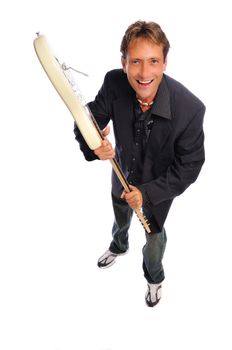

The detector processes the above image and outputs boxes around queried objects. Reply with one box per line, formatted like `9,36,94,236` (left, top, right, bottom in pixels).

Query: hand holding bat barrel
94,126,116,160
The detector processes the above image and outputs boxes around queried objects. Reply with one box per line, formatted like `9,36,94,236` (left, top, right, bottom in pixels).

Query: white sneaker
97,249,128,269
145,283,162,307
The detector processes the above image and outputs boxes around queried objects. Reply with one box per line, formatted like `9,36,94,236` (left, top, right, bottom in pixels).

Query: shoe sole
97,250,129,269
145,297,161,307
98,259,116,269
145,284,162,307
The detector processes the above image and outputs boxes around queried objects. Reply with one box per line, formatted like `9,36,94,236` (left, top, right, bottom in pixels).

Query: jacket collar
150,75,172,120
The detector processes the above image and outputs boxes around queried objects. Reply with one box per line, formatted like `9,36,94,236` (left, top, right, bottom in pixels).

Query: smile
137,79,153,86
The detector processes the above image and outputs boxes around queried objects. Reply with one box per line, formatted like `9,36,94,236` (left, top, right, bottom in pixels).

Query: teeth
138,80,152,84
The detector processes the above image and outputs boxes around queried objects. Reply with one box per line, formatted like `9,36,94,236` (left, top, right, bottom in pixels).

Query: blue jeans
109,193,167,284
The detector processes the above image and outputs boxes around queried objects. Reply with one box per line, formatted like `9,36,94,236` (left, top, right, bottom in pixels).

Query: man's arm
138,105,205,206
73,74,111,161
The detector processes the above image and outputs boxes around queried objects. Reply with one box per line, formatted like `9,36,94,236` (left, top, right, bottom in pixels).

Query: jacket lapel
147,116,173,152
143,75,173,178
145,75,173,154
112,96,134,165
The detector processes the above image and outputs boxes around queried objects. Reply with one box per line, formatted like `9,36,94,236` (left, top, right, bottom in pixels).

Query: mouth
136,79,154,86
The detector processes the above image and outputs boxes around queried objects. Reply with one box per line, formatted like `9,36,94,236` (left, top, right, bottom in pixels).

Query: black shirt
127,100,155,186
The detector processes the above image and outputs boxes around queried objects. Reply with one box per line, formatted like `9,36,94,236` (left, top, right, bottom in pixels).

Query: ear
121,56,127,73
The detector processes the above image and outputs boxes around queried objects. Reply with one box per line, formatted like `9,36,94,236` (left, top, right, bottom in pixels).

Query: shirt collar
150,75,171,120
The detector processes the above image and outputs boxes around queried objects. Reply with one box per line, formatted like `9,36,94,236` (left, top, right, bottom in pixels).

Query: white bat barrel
33,35,102,150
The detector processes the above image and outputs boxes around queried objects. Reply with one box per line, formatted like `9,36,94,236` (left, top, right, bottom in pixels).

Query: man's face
121,37,167,102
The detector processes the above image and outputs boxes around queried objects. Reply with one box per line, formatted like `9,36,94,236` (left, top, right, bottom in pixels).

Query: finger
126,193,142,208
125,191,137,200
102,144,115,154
102,125,110,137
102,139,109,147
104,150,115,158
102,149,116,159
130,201,141,209
129,185,136,191
120,191,126,199
94,139,108,151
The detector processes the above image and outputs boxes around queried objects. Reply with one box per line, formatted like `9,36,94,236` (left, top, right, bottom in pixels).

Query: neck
137,95,156,112
137,98,154,107
136,92,157,106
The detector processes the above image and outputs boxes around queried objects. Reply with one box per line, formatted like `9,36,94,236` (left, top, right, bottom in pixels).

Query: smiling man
121,36,167,108
74,21,205,307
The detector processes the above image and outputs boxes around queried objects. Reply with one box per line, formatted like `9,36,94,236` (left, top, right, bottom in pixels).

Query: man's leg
97,193,133,268
142,228,167,306
142,227,167,284
109,192,133,254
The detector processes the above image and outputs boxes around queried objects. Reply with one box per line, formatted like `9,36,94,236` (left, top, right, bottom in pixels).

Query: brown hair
120,20,170,60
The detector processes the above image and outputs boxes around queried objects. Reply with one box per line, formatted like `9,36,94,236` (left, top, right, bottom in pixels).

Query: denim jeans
109,193,167,284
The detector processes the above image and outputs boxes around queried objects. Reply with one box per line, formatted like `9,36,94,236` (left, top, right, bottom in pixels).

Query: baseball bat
34,34,151,233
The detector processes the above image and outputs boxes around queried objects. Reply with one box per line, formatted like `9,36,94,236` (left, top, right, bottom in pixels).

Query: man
74,21,205,307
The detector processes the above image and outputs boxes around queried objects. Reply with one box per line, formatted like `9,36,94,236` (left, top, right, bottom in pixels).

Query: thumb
120,190,126,199
102,125,110,138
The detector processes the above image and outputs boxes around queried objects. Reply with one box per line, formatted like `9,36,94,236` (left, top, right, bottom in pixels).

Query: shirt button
132,157,136,161
135,142,139,146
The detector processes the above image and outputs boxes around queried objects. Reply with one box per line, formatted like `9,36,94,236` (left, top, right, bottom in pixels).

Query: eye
131,59,140,65
151,59,159,64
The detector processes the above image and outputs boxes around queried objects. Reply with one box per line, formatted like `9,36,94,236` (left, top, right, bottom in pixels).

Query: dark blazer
74,69,205,232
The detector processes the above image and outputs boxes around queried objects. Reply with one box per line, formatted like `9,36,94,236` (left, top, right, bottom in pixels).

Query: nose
139,62,150,79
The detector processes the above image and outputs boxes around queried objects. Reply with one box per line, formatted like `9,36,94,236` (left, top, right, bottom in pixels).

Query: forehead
127,37,164,59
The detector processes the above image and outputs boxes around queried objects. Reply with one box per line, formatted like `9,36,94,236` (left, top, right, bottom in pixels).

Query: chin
137,92,152,100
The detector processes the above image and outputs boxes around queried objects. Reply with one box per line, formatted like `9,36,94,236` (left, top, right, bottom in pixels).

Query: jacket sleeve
139,105,205,206
73,74,111,161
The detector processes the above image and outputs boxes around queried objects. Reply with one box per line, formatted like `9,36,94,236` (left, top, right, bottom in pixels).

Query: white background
0,0,232,349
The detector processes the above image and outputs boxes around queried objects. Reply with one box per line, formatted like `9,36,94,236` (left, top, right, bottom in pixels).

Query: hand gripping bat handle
110,159,151,233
